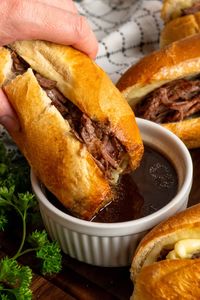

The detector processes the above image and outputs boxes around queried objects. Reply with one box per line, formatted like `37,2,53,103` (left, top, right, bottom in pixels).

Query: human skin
0,0,98,132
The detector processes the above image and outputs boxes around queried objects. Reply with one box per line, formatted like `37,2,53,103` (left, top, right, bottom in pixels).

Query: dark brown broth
45,145,178,222
91,145,178,222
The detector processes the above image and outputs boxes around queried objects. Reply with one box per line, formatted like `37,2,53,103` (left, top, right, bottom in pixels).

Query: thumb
0,89,20,132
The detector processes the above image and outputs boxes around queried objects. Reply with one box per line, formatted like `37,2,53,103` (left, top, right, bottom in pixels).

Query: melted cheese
167,239,200,259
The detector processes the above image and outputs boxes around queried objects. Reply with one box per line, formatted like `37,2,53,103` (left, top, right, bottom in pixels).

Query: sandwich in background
132,259,200,299
117,34,200,149
160,0,200,47
130,203,200,299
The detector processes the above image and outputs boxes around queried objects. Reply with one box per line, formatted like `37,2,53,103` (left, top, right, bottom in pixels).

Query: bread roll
160,12,200,47
130,203,200,299
0,47,13,85
160,0,200,47
131,204,200,281
132,259,200,300
1,41,143,220
116,34,200,149
161,0,199,23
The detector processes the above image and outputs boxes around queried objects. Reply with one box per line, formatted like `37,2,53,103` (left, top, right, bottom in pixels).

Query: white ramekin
31,118,193,267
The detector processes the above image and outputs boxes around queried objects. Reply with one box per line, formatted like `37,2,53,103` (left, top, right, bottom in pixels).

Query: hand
0,0,98,133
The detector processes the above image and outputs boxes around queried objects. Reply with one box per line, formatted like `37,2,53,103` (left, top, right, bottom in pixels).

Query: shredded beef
11,51,126,178
135,79,200,123
181,1,200,16
37,75,125,178
156,248,172,261
191,251,200,259
35,73,57,89
11,51,29,75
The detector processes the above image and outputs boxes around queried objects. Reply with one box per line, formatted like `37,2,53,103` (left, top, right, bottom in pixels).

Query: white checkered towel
76,0,163,83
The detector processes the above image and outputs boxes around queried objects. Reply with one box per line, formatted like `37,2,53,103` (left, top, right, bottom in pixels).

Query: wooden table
0,148,200,300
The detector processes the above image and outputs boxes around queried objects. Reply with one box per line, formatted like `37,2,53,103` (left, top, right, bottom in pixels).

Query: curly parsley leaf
15,193,37,214
0,293,10,300
27,230,48,248
0,257,32,300
0,163,8,176
0,141,30,193
36,241,62,275
27,230,62,275
0,140,63,299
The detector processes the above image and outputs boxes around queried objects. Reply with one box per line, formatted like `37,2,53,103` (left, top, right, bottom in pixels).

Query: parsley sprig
0,141,62,299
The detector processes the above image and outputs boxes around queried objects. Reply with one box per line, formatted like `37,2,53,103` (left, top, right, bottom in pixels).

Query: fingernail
0,115,20,132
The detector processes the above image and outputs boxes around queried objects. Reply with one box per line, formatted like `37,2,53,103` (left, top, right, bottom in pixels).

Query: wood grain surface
0,148,199,300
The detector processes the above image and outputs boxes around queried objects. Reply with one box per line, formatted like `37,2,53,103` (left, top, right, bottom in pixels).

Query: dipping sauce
46,145,178,223
91,145,178,222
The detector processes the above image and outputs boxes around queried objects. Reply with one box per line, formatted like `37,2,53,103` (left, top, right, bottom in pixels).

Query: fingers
0,89,20,132
38,0,78,13
9,1,98,59
72,21,99,59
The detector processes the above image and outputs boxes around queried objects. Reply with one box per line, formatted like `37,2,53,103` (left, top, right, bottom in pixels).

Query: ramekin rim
30,118,193,231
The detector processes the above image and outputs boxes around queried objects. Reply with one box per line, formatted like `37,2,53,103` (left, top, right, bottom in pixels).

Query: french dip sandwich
1,41,143,220
160,0,200,47
132,259,200,299
117,34,200,149
130,204,200,299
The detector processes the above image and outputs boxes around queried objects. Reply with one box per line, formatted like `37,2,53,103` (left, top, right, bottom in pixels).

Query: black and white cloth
76,0,163,82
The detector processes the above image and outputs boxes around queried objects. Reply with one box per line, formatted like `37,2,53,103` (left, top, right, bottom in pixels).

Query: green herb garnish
0,141,62,299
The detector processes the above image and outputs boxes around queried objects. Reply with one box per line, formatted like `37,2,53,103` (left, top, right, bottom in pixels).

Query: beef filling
11,51,29,75
11,51,126,179
191,251,200,259
181,1,200,16
157,248,172,261
135,78,200,123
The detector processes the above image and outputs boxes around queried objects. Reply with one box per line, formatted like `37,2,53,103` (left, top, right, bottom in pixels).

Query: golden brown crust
131,204,200,281
116,34,200,149
11,40,143,171
2,40,144,219
132,259,200,300
4,69,112,220
161,0,198,23
160,12,200,48
117,34,200,96
163,118,200,148
0,47,12,86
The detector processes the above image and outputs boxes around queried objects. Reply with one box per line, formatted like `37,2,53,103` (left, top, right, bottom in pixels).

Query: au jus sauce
46,145,178,223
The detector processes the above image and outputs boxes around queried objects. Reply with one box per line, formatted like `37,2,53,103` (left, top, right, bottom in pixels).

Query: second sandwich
130,203,200,299
117,34,200,149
